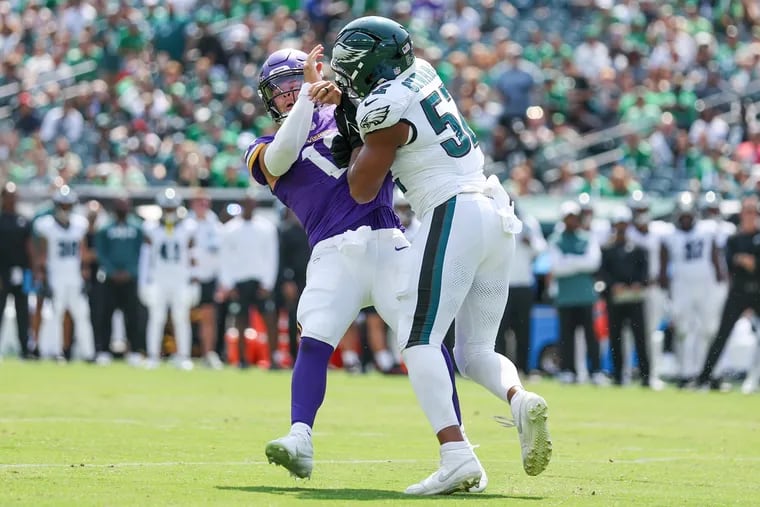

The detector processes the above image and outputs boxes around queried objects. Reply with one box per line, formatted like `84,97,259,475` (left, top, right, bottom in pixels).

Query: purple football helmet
258,49,308,123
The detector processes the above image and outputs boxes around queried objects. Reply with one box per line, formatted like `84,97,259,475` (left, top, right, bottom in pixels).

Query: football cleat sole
523,398,552,476
265,441,312,479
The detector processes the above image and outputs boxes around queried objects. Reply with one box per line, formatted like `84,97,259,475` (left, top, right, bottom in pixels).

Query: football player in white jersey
626,191,673,389
659,192,724,386
697,191,736,337
330,16,551,494
138,188,198,370
33,186,95,361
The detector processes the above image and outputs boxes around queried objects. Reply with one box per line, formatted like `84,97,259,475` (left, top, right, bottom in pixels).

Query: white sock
375,349,394,371
456,349,522,403
402,344,460,434
342,349,359,366
290,422,312,438
440,441,469,453
510,388,527,419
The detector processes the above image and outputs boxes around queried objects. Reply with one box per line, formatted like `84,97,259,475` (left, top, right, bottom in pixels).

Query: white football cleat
460,427,487,493
741,379,758,395
404,446,482,496
95,352,112,366
143,358,160,370
265,432,314,479
510,391,553,476
173,357,194,371
204,351,223,370
126,352,145,368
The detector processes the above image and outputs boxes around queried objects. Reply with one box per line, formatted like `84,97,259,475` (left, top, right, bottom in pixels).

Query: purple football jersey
245,105,400,247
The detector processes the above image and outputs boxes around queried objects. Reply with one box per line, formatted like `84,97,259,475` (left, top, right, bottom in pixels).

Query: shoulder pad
357,84,410,137
244,136,274,186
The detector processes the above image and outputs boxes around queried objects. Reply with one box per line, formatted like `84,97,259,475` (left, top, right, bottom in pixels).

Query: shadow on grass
216,485,544,501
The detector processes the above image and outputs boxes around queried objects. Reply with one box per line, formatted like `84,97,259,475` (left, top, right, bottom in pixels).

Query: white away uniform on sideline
661,224,718,379
355,58,523,359
140,218,196,363
697,217,736,335
34,214,94,359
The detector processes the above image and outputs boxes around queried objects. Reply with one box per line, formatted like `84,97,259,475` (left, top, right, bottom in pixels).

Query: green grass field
1,360,759,506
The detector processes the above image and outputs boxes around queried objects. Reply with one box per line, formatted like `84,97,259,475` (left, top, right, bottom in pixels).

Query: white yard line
2,456,760,470
0,459,423,469
0,417,164,426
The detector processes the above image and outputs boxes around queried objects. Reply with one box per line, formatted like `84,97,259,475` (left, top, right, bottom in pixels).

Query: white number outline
302,132,347,179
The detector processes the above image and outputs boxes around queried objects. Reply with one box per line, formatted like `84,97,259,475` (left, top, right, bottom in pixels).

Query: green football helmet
330,16,414,98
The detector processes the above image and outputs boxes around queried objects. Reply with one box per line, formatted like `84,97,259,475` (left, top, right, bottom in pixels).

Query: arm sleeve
549,243,579,277
573,238,602,273
262,83,315,177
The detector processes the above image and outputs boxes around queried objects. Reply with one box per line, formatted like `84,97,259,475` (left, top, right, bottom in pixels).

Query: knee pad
453,343,494,380
453,344,470,379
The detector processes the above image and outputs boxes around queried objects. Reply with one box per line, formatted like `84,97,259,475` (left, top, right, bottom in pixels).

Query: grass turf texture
1,361,759,506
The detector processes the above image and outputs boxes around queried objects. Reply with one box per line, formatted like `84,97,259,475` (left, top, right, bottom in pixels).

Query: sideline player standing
33,186,95,361
138,188,197,370
248,45,474,485
332,16,552,494
659,192,724,386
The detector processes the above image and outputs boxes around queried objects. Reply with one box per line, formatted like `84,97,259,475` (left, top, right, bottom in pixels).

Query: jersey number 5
420,87,478,158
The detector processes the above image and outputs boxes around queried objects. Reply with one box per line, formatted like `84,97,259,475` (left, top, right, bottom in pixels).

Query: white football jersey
187,211,221,282
696,218,736,249
142,219,195,283
356,58,486,217
627,220,675,280
662,225,715,282
34,214,88,284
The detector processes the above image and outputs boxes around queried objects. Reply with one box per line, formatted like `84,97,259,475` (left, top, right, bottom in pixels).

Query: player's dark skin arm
35,236,47,283
347,123,409,204
80,239,90,280
710,240,725,282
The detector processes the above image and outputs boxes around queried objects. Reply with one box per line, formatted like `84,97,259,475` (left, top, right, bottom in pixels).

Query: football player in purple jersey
244,46,479,487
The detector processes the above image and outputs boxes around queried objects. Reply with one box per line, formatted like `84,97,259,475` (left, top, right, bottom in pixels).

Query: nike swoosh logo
437,460,474,482
394,246,409,251
364,98,379,106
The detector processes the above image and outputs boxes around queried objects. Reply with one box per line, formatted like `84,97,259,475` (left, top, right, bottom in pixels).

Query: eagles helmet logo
332,43,369,65
360,105,391,130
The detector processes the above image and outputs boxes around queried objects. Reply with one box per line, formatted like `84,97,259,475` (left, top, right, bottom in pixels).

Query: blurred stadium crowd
0,0,760,195
2,1,760,390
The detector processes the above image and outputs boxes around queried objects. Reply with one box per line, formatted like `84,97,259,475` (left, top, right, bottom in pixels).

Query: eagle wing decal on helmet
332,43,369,65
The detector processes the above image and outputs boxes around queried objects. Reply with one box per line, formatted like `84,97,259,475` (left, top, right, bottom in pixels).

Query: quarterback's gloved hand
333,93,363,152
330,133,353,169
